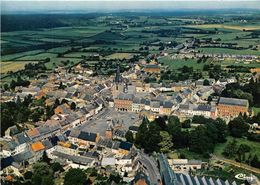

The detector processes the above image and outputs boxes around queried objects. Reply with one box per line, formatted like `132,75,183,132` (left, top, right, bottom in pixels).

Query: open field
104,52,135,60
159,57,207,70
187,24,260,31
1,61,37,73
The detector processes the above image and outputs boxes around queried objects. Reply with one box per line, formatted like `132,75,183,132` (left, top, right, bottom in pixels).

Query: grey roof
218,97,248,107
13,150,34,162
117,93,134,101
78,131,97,142
42,140,53,150
52,151,94,165
163,101,173,108
14,132,31,145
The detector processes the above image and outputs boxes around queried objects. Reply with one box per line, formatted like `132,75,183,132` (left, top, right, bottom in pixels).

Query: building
168,159,203,172
114,93,134,111
217,97,249,118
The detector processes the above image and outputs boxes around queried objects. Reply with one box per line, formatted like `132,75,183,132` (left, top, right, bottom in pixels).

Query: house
54,104,71,115
69,130,99,148
101,157,116,167
31,141,45,152
118,141,133,155
168,159,204,172
217,97,249,118
160,101,173,115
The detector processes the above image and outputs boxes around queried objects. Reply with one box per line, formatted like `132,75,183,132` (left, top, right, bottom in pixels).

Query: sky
1,0,260,13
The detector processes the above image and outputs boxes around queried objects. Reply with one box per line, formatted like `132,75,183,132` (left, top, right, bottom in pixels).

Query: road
137,151,161,185
212,155,260,175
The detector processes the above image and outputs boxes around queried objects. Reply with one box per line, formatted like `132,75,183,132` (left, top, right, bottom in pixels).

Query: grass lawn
214,136,260,158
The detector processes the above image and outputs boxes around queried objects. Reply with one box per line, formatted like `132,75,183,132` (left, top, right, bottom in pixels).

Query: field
16,53,57,61
159,57,207,70
105,52,135,60
187,24,260,31
1,61,37,73
1,13,260,82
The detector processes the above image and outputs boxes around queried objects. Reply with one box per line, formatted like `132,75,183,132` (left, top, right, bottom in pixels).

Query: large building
217,97,249,118
114,93,134,111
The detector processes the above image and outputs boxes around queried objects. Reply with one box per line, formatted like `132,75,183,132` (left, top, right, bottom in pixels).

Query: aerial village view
0,0,260,185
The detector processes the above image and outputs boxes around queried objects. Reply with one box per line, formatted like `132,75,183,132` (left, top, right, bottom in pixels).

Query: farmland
1,61,37,73
1,12,260,81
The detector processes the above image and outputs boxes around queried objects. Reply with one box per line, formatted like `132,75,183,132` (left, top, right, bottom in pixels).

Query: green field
1,50,45,61
16,53,57,61
159,57,207,70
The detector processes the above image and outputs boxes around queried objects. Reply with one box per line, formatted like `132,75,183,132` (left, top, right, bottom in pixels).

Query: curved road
137,151,161,185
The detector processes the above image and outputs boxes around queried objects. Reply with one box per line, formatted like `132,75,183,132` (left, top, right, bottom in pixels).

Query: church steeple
114,63,122,83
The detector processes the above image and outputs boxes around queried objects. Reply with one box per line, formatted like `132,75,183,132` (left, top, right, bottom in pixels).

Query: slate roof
117,93,134,101
218,97,248,107
1,156,14,169
119,141,133,151
14,132,31,145
78,131,97,142
52,151,94,165
13,151,34,163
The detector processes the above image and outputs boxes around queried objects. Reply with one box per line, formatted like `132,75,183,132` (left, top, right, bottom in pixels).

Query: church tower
112,64,125,98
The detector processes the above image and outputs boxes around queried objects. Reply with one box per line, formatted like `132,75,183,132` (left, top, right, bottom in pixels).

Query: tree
145,121,161,153
24,171,33,180
190,126,214,157
41,151,51,165
31,162,54,185
125,131,134,143
228,116,249,138
167,116,183,148
51,162,64,173
203,79,210,86
70,102,76,110
64,168,87,185
159,131,173,153
214,118,228,143
223,139,238,158
251,154,260,168
182,119,191,128
10,79,16,90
